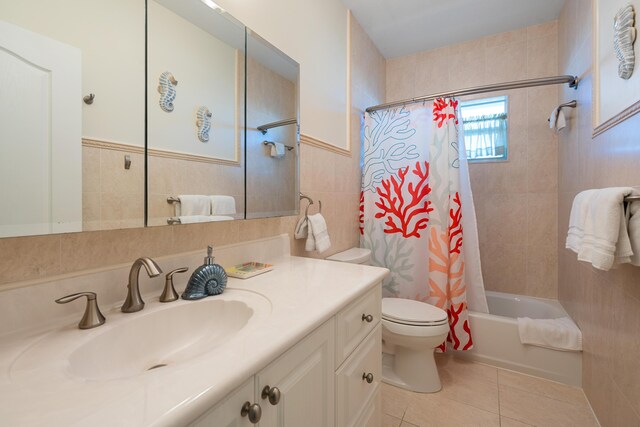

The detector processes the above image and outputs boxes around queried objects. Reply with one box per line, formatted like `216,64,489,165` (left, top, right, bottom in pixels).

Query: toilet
327,248,449,393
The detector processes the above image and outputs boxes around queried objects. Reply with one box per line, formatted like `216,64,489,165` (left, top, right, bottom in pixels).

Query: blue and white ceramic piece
196,106,212,143
182,246,228,300
157,71,178,112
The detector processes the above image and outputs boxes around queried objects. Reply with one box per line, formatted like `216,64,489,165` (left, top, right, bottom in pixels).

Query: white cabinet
189,284,381,427
257,319,335,426
190,379,255,427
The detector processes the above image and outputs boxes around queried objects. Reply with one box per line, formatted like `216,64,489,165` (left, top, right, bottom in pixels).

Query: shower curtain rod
365,74,578,113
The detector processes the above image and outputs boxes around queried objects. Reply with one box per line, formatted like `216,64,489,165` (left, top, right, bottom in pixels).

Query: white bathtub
453,291,582,386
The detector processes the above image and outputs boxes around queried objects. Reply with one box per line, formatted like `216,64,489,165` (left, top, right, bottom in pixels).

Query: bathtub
453,291,582,386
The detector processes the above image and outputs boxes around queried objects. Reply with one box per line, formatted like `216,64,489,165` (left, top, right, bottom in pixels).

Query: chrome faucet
121,257,163,313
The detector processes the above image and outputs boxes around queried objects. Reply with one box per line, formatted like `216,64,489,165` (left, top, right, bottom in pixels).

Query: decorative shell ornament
157,71,178,112
196,106,212,143
614,4,636,80
181,246,228,300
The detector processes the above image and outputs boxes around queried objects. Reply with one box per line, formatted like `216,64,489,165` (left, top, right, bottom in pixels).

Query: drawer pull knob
240,402,262,423
362,313,373,323
261,385,282,405
362,372,374,383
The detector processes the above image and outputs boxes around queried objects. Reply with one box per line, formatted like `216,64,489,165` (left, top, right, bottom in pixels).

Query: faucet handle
55,292,106,329
160,267,189,303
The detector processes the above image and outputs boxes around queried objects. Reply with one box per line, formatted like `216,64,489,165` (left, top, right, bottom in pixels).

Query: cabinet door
335,325,382,427
189,378,255,427
256,319,335,427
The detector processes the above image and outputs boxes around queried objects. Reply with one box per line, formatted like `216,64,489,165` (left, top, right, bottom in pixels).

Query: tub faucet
121,257,163,313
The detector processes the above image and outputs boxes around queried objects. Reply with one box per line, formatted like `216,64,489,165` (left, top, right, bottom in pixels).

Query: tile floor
382,353,599,427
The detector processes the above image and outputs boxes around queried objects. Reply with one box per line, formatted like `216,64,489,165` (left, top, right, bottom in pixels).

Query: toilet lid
382,298,448,326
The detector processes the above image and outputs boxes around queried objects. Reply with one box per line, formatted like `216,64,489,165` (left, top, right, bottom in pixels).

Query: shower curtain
360,99,488,351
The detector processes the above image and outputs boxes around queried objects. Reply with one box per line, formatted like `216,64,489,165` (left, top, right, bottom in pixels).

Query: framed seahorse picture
593,0,640,136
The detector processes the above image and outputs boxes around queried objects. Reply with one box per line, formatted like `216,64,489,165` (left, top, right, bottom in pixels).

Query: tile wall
385,23,560,298
558,0,640,425
0,14,385,288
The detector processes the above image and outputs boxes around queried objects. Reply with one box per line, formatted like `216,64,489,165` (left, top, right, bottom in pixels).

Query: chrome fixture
257,118,298,134
241,401,262,423
362,372,374,383
121,257,163,313
124,155,131,170
55,292,105,329
625,195,640,202
160,267,189,303
261,385,282,405
366,75,579,113
262,140,294,151
83,93,95,105
547,100,577,122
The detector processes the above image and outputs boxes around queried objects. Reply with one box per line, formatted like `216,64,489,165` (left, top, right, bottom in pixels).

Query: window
460,96,508,162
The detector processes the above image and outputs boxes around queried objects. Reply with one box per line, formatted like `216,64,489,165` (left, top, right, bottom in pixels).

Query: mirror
146,0,246,226
146,0,300,225
245,30,300,219
0,0,146,237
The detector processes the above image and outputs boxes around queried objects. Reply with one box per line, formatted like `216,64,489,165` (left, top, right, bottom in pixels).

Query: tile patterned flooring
382,354,599,427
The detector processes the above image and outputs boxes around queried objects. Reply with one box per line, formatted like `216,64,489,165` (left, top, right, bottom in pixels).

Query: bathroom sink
10,290,271,382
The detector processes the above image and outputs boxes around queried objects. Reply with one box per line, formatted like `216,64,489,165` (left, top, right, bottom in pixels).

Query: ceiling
342,0,565,58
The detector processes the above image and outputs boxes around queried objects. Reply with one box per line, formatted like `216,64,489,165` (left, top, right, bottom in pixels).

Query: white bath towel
627,201,640,266
178,215,215,224
548,108,567,132
517,317,582,351
270,142,286,158
177,195,210,216
210,195,236,215
294,216,308,240
565,187,637,270
307,213,331,253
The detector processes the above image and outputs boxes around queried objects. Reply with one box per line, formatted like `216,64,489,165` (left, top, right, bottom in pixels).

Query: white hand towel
517,317,582,351
178,215,215,224
549,108,558,130
566,187,637,270
628,201,640,266
294,216,308,239
210,195,236,215
555,109,566,131
270,142,286,158
178,195,210,216
307,213,331,254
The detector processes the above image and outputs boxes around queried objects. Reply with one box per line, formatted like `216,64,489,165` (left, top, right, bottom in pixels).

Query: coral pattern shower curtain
360,99,480,351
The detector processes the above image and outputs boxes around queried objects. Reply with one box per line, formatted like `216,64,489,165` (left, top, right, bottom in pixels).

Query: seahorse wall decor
196,106,212,143
157,71,178,112
614,4,636,80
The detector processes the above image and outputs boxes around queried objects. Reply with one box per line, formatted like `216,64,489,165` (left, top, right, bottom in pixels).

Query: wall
385,22,560,298
0,14,384,288
558,0,640,425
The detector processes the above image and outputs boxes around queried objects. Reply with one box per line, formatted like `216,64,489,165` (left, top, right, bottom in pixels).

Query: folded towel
566,187,637,270
549,108,567,132
270,142,286,158
177,195,210,216
210,195,236,215
294,216,308,239
307,213,331,254
628,201,640,266
517,317,582,351
178,215,215,224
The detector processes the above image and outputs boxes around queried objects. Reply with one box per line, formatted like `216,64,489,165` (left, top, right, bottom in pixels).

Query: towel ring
305,200,322,217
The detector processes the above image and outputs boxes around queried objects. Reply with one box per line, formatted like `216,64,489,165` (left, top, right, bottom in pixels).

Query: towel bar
624,195,640,202
263,141,294,151
167,197,180,203
167,217,181,224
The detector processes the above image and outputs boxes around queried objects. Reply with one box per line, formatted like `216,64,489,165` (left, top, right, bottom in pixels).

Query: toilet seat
382,298,448,326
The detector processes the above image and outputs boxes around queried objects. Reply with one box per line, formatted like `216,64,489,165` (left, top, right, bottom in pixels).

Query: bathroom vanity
0,235,388,426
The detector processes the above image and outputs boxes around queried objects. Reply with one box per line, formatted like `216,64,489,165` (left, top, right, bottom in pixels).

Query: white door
256,320,335,427
0,19,81,237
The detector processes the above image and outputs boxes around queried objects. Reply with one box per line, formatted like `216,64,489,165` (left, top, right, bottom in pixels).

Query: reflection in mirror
0,0,145,237
245,29,300,219
147,0,245,226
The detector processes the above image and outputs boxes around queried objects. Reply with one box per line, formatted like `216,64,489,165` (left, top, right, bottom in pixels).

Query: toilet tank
326,247,371,265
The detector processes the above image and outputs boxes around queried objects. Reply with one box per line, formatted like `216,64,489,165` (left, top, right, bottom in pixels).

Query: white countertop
0,252,388,426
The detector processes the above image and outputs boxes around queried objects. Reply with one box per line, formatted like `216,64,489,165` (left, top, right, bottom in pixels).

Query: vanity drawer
335,285,381,366
335,325,382,427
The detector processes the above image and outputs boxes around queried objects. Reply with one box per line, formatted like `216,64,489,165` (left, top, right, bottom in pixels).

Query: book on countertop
226,262,274,279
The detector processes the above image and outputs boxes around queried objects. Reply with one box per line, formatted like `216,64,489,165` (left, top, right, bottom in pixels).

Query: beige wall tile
0,235,61,286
